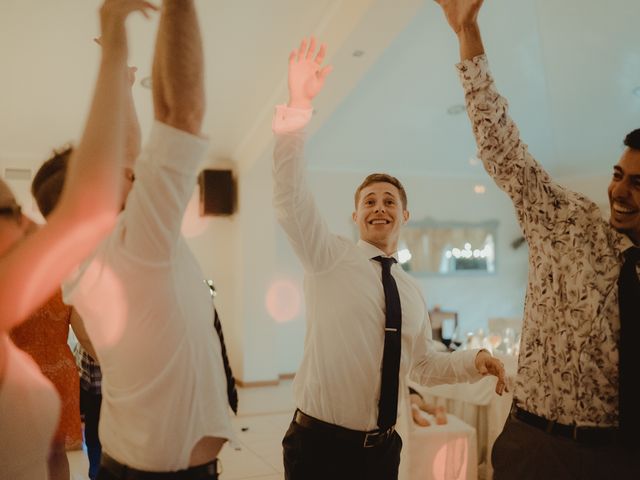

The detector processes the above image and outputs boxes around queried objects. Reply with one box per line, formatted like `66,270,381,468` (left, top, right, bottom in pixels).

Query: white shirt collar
356,239,399,262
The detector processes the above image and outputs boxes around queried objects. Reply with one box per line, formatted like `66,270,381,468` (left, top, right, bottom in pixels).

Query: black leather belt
100,453,219,480
294,409,395,448
513,406,620,446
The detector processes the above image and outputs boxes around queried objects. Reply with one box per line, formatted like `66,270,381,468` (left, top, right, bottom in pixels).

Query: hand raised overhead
99,0,158,52
287,37,333,109
434,0,484,34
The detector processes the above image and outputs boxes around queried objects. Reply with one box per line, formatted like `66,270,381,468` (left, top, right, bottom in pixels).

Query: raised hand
99,0,158,53
434,0,484,34
287,37,333,109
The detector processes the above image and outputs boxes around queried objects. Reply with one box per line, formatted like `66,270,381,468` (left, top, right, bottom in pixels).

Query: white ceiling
1,0,639,181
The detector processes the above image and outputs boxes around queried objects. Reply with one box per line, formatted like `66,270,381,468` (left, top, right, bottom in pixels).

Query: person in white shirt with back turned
32,1,237,478
0,1,155,478
272,37,508,480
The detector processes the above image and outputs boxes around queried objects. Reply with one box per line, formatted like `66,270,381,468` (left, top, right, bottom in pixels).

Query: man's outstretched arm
272,37,341,273
434,0,573,239
120,0,208,260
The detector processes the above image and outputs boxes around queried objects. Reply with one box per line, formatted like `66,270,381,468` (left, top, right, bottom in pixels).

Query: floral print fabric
456,54,634,426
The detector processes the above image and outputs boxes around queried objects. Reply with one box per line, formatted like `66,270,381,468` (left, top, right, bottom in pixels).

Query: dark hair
624,129,640,150
31,146,72,217
354,173,408,210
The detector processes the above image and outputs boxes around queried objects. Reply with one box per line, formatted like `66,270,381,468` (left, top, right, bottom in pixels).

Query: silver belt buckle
363,431,378,448
363,427,393,448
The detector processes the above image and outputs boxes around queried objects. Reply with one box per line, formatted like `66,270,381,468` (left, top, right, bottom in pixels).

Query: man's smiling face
352,181,409,254
608,147,640,244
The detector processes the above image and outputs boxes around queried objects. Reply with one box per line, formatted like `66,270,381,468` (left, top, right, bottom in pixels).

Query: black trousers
80,387,102,480
492,415,640,480
282,417,402,480
96,454,219,480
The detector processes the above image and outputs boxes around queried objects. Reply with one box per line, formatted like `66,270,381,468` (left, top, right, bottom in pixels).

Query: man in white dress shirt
32,1,236,478
272,37,507,480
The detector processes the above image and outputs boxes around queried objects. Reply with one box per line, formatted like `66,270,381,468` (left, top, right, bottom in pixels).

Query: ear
352,211,357,223
403,210,410,224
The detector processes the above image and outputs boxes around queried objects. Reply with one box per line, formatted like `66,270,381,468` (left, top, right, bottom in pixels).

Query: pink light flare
265,278,301,324
432,436,469,480
72,260,128,349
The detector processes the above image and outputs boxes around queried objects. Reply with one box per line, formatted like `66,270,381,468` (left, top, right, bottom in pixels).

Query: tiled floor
69,380,295,480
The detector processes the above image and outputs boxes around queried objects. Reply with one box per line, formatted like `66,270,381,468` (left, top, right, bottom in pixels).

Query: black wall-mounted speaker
198,169,235,216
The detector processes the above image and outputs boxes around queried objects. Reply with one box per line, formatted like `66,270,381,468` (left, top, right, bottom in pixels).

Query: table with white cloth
409,353,517,480
408,413,478,480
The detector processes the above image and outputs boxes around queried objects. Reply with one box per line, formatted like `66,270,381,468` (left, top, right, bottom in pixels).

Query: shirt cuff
455,54,490,91
272,105,313,134
464,348,484,380
142,121,209,173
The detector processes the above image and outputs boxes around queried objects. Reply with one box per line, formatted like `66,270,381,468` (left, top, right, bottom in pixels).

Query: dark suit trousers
492,414,640,480
282,417,402,480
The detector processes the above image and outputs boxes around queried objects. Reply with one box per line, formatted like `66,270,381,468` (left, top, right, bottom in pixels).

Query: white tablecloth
411,354,517,480
408,413,477,480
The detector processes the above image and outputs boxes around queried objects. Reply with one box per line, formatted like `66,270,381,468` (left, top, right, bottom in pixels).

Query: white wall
187,150,306,383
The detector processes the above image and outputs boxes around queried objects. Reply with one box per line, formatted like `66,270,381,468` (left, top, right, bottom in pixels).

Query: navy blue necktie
372,256,402,431
618,247,640,440
206,282,238,415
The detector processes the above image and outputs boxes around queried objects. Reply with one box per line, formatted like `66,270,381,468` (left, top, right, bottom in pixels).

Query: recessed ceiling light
633,86,640,98
447,104,466,115
352,50,365,58
140,76,152,89
474,184,486,194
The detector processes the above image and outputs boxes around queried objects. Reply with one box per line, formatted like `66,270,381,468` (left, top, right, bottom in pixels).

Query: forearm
62,27,128,221
153,0,204,135
272,105,313,217
456,23,485,61
410,348,483,387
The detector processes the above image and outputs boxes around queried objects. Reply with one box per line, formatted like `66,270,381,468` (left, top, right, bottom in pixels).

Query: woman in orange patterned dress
11,287,83,480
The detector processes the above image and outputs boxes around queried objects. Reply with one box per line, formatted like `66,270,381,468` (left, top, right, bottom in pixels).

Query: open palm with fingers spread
287,37,333,109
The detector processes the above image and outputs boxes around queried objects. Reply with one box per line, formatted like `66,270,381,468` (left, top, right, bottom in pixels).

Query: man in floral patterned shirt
435,1,640,478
